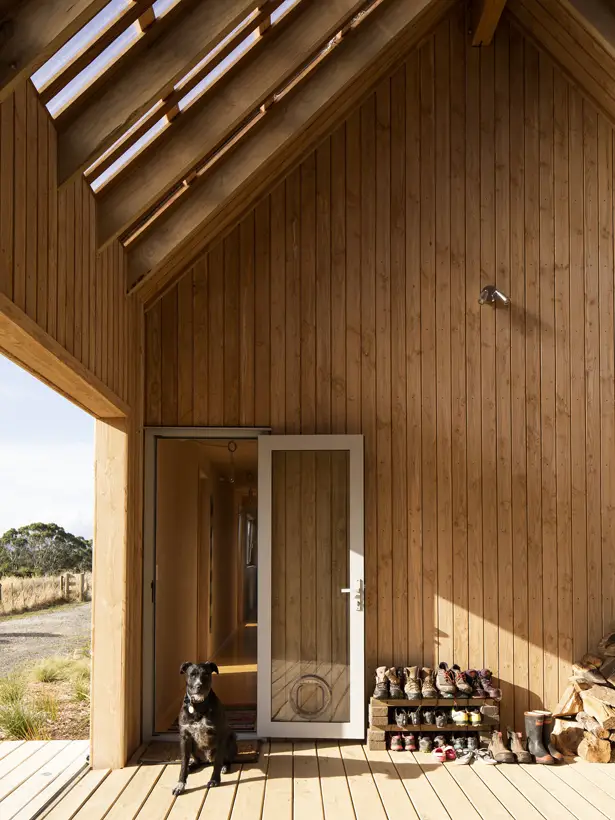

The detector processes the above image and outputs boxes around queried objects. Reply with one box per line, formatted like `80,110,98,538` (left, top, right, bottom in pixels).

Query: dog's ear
180,662,192,675
206,662,220,675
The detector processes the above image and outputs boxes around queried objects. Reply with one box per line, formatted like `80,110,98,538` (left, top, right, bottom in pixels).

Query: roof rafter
128,0,455,302
56,0,261,185
472,0,508,45
96,0,368,249
0,0,108,102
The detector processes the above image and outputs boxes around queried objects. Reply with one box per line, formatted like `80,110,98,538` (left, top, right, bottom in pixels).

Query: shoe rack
367,697,500,751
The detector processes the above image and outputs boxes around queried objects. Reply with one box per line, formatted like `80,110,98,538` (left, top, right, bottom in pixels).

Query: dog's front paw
206,778,220,788
172,781,186,796
221,764,231,774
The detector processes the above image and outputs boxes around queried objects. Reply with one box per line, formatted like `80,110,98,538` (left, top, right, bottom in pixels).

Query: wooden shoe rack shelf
367,697,500,750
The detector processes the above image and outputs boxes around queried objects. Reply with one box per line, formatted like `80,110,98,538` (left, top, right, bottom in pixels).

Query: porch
4,740,615,820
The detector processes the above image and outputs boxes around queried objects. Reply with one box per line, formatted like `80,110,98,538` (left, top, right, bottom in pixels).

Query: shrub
0,701,49,740
0,675,26,706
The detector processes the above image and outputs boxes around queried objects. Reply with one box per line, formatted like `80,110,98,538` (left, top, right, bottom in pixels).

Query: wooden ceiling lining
96,0,367,250
55,0,261,185
126,0,455,299
87,1,289,191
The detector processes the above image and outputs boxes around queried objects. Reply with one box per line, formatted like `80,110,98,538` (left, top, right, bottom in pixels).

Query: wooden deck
0,739,89,820
1,740,611,820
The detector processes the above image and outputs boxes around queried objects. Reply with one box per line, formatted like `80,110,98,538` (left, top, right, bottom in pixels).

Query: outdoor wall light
478,285,510,306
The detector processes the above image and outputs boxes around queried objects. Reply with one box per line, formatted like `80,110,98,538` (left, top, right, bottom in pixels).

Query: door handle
341,580,363,611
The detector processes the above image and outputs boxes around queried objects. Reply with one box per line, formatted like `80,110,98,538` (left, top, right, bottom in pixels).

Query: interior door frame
257,434,365,739
142,427,269,743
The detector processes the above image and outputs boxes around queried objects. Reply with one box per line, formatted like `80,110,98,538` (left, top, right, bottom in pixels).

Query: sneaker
466,735,479,751
452,735,466,752
373,666,389,699
390,734,404,752
395,708,409,728
488,731,515,764
474,748,498,765
466,669,487,698
410,708,421,726
444,745,457,761
421,667,438,698
386,667,404,699
435,710,447,728
436,662,457,696
403,666,421,699
469,709,482,725
452,707,469,725
455,750,474,765
404,733,417,752
418,735,433,753
433,734,447,748
422,709,436,725
481,704,500,719
432,746,446,763
452,665,473,695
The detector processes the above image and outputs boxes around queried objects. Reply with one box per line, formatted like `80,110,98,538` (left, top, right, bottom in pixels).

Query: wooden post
79,572,85,601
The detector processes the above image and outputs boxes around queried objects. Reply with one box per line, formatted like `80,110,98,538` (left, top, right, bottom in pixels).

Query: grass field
0,573,91,616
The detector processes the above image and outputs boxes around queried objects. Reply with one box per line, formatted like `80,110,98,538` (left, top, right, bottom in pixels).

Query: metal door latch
341,579,364,611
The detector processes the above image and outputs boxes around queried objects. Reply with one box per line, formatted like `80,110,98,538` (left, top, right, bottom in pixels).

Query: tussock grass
0,700,50,740
34,691,59,721
0,674,27,706
30,655,91,684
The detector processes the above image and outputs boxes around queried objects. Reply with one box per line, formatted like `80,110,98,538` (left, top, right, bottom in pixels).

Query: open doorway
149,433,259,737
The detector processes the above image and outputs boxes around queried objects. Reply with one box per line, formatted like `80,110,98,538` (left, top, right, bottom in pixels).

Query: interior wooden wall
145,6,615,731
0,80,129,404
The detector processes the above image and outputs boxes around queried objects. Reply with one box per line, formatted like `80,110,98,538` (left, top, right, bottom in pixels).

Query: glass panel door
257,435,364,739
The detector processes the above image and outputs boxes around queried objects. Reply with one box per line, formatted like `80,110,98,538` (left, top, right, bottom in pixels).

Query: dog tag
188,705,195,714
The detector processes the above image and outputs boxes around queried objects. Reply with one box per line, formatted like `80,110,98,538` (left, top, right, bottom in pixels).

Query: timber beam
95,0,367,249
127,0,455,302
56,0,260,185
0,0,108,102
472,0,508,45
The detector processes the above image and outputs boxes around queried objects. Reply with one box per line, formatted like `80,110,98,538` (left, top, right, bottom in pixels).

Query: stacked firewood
553,632,615,762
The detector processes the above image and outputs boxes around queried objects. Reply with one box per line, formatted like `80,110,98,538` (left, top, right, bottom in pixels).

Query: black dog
172,661,237,796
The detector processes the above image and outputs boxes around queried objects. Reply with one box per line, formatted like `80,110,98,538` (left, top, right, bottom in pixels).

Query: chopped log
583,685,615,707
571,663,608,687
582,653,605,669
577,733,612,763
575,711,610,738
580,691,615,730
551,717,583,757
555,683,583,717
600,657,615,687
598,631,615,657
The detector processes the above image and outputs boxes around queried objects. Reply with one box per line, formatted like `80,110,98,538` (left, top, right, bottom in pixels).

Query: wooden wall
145,7,615,731
0,80,130,404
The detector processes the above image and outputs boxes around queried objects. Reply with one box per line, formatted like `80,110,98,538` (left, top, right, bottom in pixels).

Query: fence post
79,573,85,602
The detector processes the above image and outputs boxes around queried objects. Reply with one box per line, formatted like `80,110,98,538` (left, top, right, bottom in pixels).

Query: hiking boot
452,665,473,695
404,666,421,699
435,710,447,728
409,708,421,726
386,667,404,699
395,708,409,728
436,662,457,696
524,712,555,764
421,668,438,698
390,734,404,752
418,735,433,753
532,711,563,761
478,669,501,700
488,731,515,764
373,666,389,699
466,669,487,698
404,733,417,752
507,728,532,763
422,709,436,725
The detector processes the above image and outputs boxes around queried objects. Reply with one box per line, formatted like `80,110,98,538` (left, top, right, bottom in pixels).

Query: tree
0,523,92,577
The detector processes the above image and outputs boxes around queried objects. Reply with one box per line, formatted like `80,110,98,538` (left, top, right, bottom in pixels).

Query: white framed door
257,435,364,739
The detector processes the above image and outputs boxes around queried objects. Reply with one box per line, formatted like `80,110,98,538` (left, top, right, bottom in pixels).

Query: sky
0,356,95,540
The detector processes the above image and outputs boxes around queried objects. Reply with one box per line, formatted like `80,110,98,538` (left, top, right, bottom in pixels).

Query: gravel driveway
0,602,92,675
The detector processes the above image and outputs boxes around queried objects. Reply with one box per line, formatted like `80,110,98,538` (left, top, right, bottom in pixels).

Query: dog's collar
184,693,207,714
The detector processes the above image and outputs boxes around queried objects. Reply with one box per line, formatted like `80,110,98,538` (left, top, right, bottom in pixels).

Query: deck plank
229,740,269,820
445,763,513,819
164,762,212,820
560,759,615,807
497,762,578,820
134,763,180,820
43,768,110,820
339,743,387,820
4,740,88,820
0,740,47,780
316,742,356,820
293,742,324,820
104,763,165,819
262,741,292,820
0,740,69,802
411,752,481,820
470,764,544,820
363,747,420,820
71,766,139,820
520,762,609,820
387,749,451,820
0,742,25,763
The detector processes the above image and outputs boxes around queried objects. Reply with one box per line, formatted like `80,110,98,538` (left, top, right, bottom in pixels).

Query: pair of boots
488,730,532,764
525,711,563,764
373,666,405,699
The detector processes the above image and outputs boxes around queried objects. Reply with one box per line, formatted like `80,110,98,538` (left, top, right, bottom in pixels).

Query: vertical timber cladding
0,79,130,404
144,7,615,731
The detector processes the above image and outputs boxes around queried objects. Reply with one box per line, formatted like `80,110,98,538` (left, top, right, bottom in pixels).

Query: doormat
139,739,260,764
167,708,256,734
